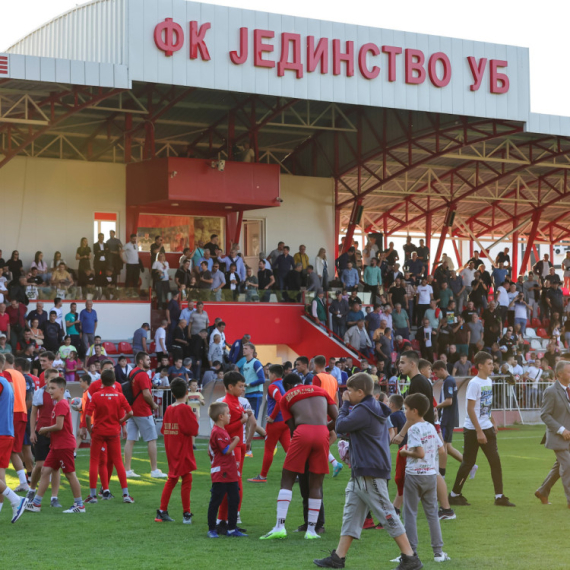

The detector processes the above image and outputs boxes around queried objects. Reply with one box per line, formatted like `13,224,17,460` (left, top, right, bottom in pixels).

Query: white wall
252,174,335,264
0,156,126,271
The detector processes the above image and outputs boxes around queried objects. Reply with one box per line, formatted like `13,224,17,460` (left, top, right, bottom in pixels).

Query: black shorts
32,433,51,462
441,424,454,444
24,419,31,446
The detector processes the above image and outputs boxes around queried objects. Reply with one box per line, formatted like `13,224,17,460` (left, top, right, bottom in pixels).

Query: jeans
246,394,262,418
332,319,346,339
514,317,527,336
452,427,503,496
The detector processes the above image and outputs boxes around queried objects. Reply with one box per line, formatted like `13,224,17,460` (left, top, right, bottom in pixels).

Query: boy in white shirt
449,351,515,508
400,393,449,563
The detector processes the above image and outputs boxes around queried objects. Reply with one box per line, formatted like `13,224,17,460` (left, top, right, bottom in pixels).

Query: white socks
17,470,27,485
307,498,322,533
2,486,21,507
276,489,292,530
328,452,339,467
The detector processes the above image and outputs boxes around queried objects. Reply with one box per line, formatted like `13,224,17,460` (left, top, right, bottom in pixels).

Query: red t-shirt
35,389,54,431
131,368,153,417
0,312,9,332
161,404,199,477
50,399,76,450
28,374,39,391
209,425,239,483
86,389,131,437
37,370,48,390
279,385,336,423
221,393,244,441
88,378,123,397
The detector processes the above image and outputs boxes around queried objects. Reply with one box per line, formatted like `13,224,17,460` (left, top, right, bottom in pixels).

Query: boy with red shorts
261,373,338,541
85,369,134,504
248,364,291,483
154,378,199,524
0,371,27,523
26,376,84,514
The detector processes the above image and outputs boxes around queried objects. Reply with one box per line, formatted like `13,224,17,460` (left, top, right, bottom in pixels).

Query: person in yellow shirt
293,245,309,270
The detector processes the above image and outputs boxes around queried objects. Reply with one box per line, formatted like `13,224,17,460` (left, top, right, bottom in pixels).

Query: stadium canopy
2,0,570,274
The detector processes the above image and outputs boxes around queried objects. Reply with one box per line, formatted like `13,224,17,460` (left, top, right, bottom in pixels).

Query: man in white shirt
525,360,542,408
460,262,476,310
415,277,434,327
154,320,168,360
495,282,510,326
123,233,142,295
449,351,515,507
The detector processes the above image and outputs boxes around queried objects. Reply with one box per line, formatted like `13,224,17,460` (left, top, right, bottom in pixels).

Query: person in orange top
154,378,199,523
0,353,30,492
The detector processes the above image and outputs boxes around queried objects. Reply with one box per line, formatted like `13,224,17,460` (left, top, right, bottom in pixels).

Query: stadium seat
150,341,156,354
119,341,133,354
525,327,537,338
543,318,550,328
525,352,531,361
530,340,543,350
411,339,420,351
391,351,398,363
541,339,551,349
103,341,118,354
532,318,542,328
536,328,548,339
537,352,545,359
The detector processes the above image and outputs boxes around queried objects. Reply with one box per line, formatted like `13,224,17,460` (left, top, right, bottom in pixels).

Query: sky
1,0,569,117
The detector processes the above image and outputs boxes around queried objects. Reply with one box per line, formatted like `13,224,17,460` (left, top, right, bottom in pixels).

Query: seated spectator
344,319,373,356
7,250,24,279
51,262,74,295
86,336,107,358
114,355,133,383
86,344,106,368
78,268,97,297
202,360,223,387
0,333,11,354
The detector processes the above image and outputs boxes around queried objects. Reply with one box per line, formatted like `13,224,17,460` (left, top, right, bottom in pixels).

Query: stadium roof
2,0,570,253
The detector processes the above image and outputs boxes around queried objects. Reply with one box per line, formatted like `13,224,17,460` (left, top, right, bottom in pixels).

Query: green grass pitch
3,425,567,569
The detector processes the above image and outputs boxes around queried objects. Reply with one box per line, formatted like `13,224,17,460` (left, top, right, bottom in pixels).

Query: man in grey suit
537,360,570,507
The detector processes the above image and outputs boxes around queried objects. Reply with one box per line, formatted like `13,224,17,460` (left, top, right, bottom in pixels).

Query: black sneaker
438,507,456,520
216,520,228,535
495,495,516,507
313,550,345,568
236,525,248,533
183,512,193,525
154,509,175,522
295,523,308,532
101,491,114,500
395,552,423,570
448,493,470,506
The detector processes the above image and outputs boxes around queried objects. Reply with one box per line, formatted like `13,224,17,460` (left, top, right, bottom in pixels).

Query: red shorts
435,423,442,435
395,447,407,496
44,447,76,474
283,424,330,475
12,420,27,453
0,435,14,469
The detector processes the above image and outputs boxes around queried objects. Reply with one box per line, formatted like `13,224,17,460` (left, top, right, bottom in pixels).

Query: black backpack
122,368,143,406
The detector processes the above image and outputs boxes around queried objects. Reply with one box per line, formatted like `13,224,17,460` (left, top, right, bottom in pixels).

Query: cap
0,333,5,339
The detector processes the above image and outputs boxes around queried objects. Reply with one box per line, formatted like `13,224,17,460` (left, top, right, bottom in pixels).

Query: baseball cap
0,333,5,339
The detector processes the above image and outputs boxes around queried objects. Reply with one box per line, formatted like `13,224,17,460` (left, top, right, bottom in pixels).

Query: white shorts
126,416,158,442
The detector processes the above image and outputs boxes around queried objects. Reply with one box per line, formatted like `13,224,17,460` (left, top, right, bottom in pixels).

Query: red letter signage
189,21,211,60
405,49,426,85
154,18,184,57
467,57,487,92
358,43,381,80
490,59,509,94
254,29,275,68
230,27,249,65
428,52,451,88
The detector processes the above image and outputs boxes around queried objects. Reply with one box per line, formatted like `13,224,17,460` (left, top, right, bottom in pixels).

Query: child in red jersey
207,401,247,538
154,378,199,524
75,374,91,450
85,369,134,504
26,376,84,514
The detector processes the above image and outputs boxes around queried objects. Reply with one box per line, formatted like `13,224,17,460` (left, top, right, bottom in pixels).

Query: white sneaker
434,552,451,562
469,465,479,479
11,498,26,523
150,469,167,478
390,556,402,563
25,502,41,513
14,483,30,493
126,470,141,478
237,513,242,524
63,504,86,514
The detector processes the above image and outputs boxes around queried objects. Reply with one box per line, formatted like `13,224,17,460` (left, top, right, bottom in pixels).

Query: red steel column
512,219,519,278
519,211,541,277
431,226,448,274
452,239,462,267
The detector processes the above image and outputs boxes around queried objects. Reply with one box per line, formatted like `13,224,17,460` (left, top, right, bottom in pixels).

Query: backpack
121,367,144,406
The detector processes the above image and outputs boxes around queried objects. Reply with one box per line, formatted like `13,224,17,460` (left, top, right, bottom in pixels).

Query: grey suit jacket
541,381,570,451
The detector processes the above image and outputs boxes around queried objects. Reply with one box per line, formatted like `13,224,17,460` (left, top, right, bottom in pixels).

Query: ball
70,397,82,412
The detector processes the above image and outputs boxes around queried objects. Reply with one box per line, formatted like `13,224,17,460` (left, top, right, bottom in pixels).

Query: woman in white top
315,248,329,290
30,251,49,280
152,252,170,309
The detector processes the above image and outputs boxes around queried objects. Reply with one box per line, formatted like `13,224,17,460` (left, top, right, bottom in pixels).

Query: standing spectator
65,303,81,355
495,281,510,325
393,303,411,340
311,289,327,327
315,248,330,290
329,290,349,338
467,314,484,360
239,342,265,418
79,300,98,354
389,277,408,311
6,299,26,353
106,230,123,278
198,261,213,300
26,302,48,331
191,240,205,271
244,267,258,301
547,280,564,319
491,263,509,289
75,237,92,284
175,259,193,294
268,241,285,268
460,262,476,309
417,318,435,361
286,263,303,302
30,251,49,282
123,234,143,296
274,246,295,292
150,235,166,264
208,334,227,367
305,266,320,293
229,334,251,364
335,246,355,276
43,311,63,353
510,292,531,335
495,248,511,270
405,252,424,281
188,302,209,345
152,253,171,310
154,320,168,361
0,303,10,344
203,234,220,261
363,258,382,305
7,251,24,279
416,239,430,276
133,323,150,354
344,320,373,357
294,245,309,272
257,260,275,302
210,262,226,302
341,262,359,292
415,277,434,326
93,233,108,283
534,254,553,281
562,252,570,290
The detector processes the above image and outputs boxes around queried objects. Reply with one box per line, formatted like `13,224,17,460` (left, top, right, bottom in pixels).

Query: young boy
75,374,91,450
155,378,199,524
449,351,515,508
207,401,247,538
85,369,134,504
399,393,449,563
26,376,85,513
389,394,408,514
168,358,190,383
187,379,205,450
314,373,422,570
87,362,100,383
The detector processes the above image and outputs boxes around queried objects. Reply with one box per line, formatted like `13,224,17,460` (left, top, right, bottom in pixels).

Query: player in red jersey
85,369,134,504
35,352,56,390
248,364,291,483
207,401,247,538
1,354,30,492
26,376,85,514
154,378,199,524
260,373,338,541
86,359,124,497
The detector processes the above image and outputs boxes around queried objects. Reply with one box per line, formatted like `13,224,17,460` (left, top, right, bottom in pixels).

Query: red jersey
280,385,336,423
34,388,54,430
0,312,9,333
28,374,40,391
37,370,47,389
85,389,131,437
161,404,199,477
209,425,239,483
50,399,76,449
222,393,244,440
130,368,153,417
88,378,123,397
